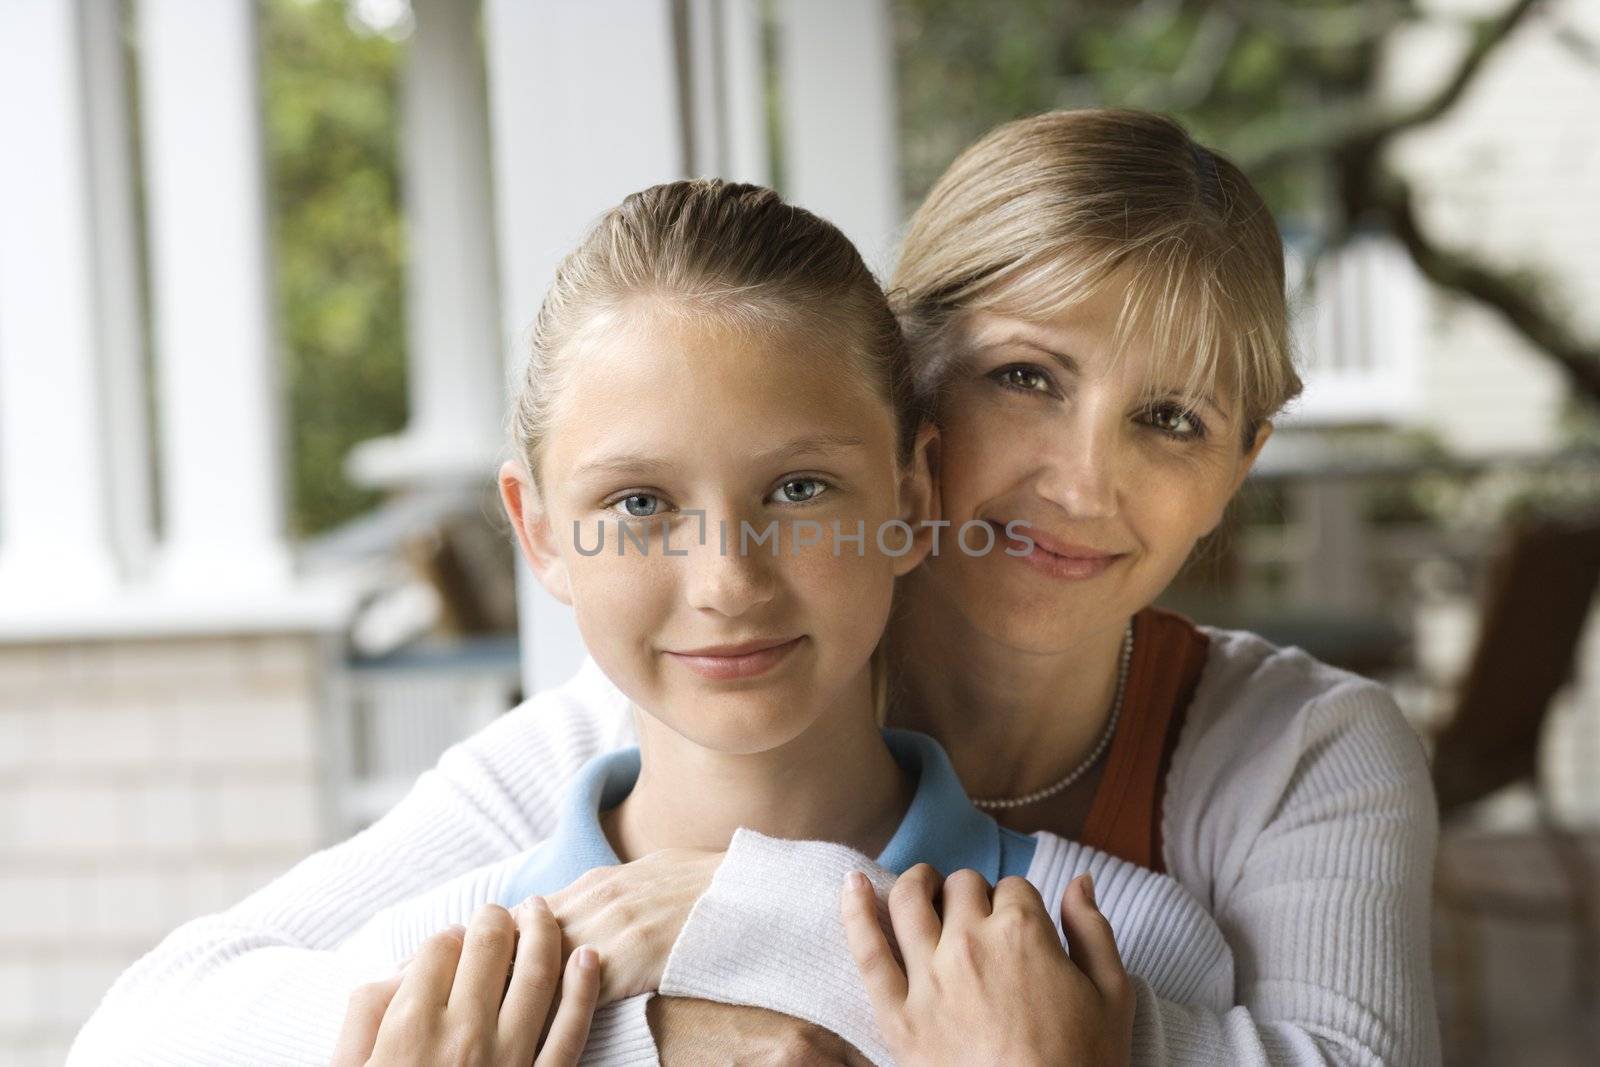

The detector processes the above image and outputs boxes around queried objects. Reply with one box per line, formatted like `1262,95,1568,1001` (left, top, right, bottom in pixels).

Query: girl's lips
989,522,1127,581
664,636,805,680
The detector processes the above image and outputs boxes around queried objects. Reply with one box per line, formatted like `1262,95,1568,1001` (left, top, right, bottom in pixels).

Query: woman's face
920,277,1272,653
508,308,932,755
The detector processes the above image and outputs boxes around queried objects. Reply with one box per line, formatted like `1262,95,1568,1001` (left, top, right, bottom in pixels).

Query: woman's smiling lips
664,636,806,680
987,521,1127,581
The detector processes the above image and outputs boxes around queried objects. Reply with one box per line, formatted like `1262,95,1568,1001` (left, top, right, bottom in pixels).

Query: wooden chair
1428,516,1600,1064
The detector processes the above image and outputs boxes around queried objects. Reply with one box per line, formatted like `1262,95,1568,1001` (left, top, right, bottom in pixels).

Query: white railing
326,638,523,833
1284,233,1425,427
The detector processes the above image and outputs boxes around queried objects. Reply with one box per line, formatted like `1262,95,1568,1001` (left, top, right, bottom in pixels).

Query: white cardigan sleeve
65,660,635,1067
657,661,1440,1066
659,830,1235,1067
1148,669,1442,1066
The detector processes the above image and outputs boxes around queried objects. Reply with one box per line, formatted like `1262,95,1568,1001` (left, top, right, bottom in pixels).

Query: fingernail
1081,873,1098,909
447,923,467,936
576,945,597,971
846,871,870,893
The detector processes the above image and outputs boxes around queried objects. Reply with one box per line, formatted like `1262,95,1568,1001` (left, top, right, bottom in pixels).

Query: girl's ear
892,422,941,577
499,460,573,605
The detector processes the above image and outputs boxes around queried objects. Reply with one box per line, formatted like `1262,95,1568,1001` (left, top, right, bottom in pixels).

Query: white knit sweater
66,626,1440,1066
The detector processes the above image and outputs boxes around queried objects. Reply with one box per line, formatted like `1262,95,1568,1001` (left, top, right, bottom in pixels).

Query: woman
69,110,1438,1065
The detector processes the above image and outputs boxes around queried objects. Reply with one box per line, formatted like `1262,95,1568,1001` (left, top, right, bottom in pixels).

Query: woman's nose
1036,421,1120,521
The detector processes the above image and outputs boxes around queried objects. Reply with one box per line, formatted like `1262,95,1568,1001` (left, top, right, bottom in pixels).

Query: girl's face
922,276,1272,653
507,306,933,755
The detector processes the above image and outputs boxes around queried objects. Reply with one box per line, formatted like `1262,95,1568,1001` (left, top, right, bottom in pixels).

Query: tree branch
1129,7,1241,111
1372,177,1600,406
1237,0,1546,172
1221,0,1409,49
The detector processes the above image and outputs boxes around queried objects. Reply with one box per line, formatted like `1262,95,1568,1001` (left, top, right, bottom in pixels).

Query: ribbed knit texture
65,657,638,1066
659,828,1235,1066
66,627,1440,1065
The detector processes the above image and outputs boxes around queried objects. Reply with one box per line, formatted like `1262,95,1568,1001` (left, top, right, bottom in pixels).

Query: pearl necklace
970,620,1135,811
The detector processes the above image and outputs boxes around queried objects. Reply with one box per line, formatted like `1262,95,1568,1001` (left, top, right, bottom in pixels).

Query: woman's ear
499,460,573,605
892,422,941,577
1232,420,1274,496
1203,419,1275,536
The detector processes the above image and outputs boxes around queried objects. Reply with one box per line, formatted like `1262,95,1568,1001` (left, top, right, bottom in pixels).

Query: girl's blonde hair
508,179,921,725
893,108,1302,447
512,179,921,490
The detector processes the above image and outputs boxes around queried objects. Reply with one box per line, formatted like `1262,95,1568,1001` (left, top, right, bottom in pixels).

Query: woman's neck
885,568,1130,802
603,669,913,862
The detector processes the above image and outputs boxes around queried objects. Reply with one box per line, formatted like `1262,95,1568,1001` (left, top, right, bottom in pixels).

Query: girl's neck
603,668,914,862
884,568,1130,802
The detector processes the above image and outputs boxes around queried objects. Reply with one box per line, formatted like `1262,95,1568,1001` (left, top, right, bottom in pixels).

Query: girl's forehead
547,317,897,465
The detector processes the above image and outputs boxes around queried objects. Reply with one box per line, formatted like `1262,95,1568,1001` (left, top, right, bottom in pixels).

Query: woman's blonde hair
893,108,1302,447
508,179,921,725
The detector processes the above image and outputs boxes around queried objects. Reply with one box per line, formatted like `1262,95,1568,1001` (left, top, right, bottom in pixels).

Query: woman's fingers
1059,873,1128,998
841,870,908,1013
500,897,564,1061
534,946,600,1067
447,904,519,1023
940,868,993,931
330,974,402,1067
886,864,943,973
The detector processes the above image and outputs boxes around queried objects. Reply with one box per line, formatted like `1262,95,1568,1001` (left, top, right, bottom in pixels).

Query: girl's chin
670,714,824,757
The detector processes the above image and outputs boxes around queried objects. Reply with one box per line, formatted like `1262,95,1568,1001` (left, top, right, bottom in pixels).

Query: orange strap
1078,607,1210,873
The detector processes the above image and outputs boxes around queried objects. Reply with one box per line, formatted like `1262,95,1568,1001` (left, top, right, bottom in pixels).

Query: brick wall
0,634,333,1066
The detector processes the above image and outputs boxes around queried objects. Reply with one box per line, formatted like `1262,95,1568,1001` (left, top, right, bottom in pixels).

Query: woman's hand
330,900,600,1067
648,997,874,1066
841,866,1134,1067
539,847,722,1003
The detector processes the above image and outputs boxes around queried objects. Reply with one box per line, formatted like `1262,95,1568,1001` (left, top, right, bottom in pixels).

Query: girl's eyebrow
573,432,867,482
747,431,867,466
571,453,674,481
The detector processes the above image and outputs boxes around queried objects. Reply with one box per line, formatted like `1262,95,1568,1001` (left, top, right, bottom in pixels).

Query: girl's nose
682,519,777,617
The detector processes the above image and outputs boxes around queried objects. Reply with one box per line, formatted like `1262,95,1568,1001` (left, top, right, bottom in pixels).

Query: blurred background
1,0,1597,1063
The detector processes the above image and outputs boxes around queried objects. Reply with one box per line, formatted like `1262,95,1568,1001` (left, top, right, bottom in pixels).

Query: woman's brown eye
1149,405,1201,437
1000,366,1047,391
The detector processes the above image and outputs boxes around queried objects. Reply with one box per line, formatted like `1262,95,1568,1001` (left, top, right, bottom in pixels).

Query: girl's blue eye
612,493,664,518
993,365,1052,393
770,478,828,505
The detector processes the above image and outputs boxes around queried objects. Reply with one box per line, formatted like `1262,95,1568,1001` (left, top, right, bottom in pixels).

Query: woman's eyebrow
976,337,1080,375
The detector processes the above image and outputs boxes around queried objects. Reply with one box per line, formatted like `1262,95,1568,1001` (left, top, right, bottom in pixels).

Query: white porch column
347,0,505,490
774,0,900,271
136,0,291,592
683,0,770,183
0,0,138,601
483,0,685,693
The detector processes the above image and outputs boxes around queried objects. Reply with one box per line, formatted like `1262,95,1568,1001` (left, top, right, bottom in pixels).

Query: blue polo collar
499,729,1036,908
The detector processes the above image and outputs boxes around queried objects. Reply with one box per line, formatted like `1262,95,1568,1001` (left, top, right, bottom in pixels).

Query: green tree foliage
894,0,1329,217
264,0,406,535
